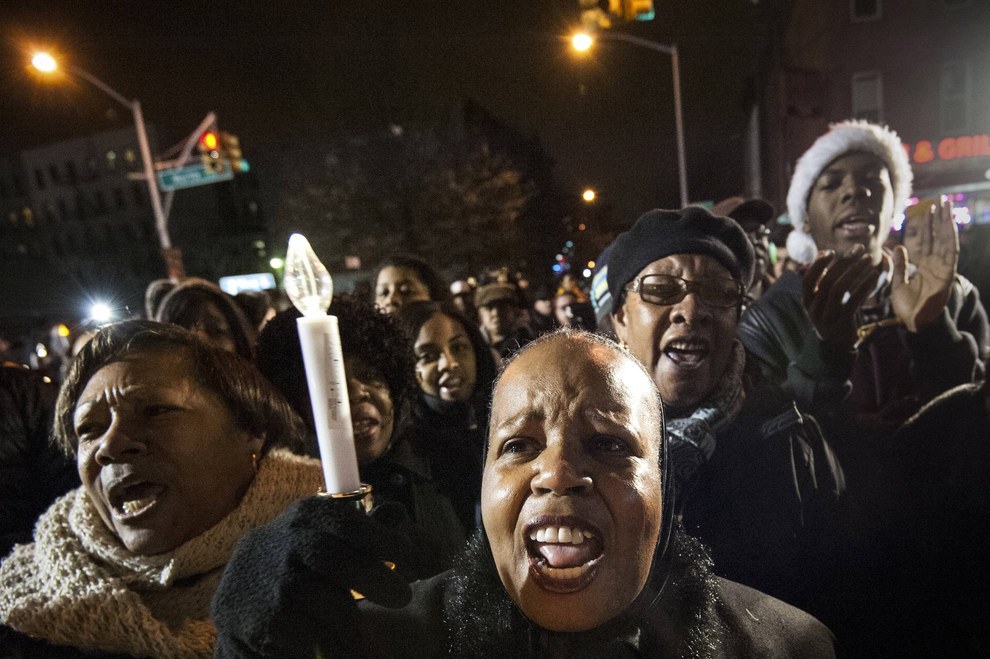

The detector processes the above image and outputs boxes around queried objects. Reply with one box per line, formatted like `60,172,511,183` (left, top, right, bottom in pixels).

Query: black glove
212,496,414,659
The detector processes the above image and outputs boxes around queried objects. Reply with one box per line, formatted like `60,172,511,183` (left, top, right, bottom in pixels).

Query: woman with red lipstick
606,207,845,631
211,331,836,657
0,320,323,658
256,296,473,578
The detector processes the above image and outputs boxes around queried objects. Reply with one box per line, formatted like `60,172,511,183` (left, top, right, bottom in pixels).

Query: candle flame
284,234,333,317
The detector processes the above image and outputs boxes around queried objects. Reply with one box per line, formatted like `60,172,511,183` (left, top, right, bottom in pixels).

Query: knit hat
606,207,755,308
785,119,913,265
475,282,518,308
590,242,615,326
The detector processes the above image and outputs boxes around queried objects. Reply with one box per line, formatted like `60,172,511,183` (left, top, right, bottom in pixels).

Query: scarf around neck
0,448,322,658
666,341,746,506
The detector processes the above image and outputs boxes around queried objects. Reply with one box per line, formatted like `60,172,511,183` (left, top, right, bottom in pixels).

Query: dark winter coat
681,383,844,620
0,363,78,560
738,271,988,440
360,438,470,581
353,531,836,658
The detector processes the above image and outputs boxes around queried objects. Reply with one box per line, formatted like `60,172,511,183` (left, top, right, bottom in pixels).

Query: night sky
1,0,765,226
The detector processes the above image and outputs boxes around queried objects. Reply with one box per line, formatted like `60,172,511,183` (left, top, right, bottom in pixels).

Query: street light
571,31,688,208
582,188,597,202
30,51,180,278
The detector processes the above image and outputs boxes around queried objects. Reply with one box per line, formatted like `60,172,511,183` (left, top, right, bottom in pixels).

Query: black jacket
354,531,836,658
0,364,78,560
680,383,844,620
738,271,988,437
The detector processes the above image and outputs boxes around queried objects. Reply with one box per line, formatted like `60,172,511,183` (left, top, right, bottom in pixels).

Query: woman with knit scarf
0,320,323,658
606,207,845,631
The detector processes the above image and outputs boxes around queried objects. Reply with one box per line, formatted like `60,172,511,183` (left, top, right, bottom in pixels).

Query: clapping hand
892,197,958,332
802,244,880,352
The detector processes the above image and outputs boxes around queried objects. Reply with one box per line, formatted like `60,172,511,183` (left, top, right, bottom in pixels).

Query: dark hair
233,290,273,330
255,295,416,438
373,254,448,303
395,300,499,405
155,278,256,360
54,320,305,457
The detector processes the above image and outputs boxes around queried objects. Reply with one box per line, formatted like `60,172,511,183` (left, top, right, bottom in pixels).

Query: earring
251,452,258,474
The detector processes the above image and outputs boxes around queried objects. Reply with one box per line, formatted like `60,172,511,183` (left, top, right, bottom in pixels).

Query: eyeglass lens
638,274,740,307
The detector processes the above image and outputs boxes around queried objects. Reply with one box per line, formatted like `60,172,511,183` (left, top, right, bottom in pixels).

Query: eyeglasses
624,274,743,308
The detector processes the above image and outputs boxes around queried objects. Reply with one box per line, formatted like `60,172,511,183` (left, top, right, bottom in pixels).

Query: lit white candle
283,233,362,494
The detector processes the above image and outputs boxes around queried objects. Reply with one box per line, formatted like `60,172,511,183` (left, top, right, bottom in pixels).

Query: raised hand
892,197,958,332
802,245,880,352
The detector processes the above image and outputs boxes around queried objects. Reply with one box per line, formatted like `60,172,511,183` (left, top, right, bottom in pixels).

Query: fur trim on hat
786,119,913,264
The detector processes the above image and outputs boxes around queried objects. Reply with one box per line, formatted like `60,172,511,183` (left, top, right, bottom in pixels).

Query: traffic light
220,131,249,173
578,0,653,27
579,0,611,30
198,131,225,174
620,0,654,21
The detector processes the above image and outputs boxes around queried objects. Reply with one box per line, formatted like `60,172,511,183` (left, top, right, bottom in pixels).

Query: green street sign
157,161,234,191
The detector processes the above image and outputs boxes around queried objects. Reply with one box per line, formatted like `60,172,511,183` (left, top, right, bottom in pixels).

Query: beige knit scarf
0,448,322,658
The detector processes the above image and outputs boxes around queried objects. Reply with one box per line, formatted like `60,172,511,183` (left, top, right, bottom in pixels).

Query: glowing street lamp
570,32,688,208
582,188,597,203
30,51,179,278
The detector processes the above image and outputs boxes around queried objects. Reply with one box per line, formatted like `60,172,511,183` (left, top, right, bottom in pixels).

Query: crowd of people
1,118,988,657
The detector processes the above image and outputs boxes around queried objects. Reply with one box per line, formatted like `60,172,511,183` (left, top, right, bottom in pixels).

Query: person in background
526,284,556,335
374,254,447,316
233,290,277,336
475,281,532,361
448,279,477,321
211,331,835,658
155,277,256,361
608,206,844,625
712,196,779,303
0,320,321,657
738,120,989,469
0,362,79,559
255,296,471,577
395,300,499,534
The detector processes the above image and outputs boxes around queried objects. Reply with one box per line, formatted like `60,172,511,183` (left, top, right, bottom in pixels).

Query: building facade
763,0,990,225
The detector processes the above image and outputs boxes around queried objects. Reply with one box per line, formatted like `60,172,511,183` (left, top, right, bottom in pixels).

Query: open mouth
352,415,381,440
439,376,464,395
835,214,877,238
107,481,164,520
525,519,604,593
662,338,710,367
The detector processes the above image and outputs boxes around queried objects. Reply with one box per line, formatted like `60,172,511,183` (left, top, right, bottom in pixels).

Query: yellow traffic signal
198,131,225,174
220,131,249,173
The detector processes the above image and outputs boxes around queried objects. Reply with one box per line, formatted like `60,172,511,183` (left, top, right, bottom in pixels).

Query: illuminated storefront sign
905,134,990,164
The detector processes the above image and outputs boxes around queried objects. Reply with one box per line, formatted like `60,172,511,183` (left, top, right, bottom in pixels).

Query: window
851,0,882,21
34,168,46,190
941,61,970,133
113,187,125,210
852,71,883,122
106,150,117,171
65,160,78,185
132,182,146,207
48,165,60,184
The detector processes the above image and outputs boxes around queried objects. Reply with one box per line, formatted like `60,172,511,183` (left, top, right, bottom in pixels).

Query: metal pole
130,100,170,251
670,45,688,208
66,64,181,278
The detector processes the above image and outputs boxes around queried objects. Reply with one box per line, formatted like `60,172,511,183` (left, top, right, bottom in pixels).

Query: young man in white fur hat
738,120,988,461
